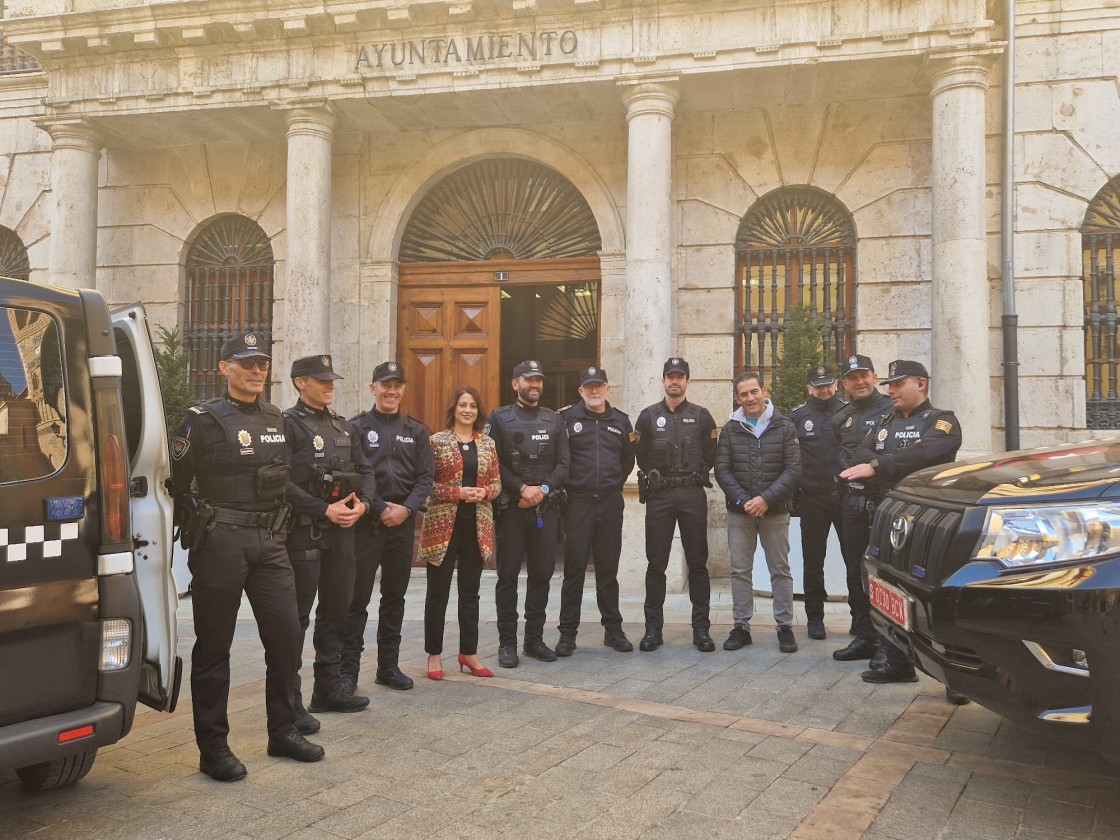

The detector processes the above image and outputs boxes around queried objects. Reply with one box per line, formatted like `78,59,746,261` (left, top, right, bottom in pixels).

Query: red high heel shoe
427,660,444,681
458,654,494,677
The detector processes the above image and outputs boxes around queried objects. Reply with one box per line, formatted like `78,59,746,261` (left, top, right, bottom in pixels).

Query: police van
0,277,180,790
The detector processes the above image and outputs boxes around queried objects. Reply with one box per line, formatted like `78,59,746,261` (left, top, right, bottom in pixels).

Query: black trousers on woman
424,515,484,655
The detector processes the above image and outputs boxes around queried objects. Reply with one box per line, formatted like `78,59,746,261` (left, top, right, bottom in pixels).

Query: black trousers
798,492,845,621
495,504,559,647
424,515,484,655
840,495,876,641
289,523,356,699
188,522,300,753
558,493,624,637
643,486,711,631
341,517,416,674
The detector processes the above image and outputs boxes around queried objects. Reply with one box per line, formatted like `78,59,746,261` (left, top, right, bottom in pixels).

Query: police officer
171,332,323,782
342,362,434,692
487,359,570,668
555,366,636,656
787,365,846,640
635,358,719,653
284,355,376,728
830,354,894,664
841,360,962,685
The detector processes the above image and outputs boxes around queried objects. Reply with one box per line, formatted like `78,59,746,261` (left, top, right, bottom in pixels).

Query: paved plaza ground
3,572,1119,839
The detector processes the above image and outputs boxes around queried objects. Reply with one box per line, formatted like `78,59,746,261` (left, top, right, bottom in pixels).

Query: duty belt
567,490,620,503
660,475,704,488
213,507,280,528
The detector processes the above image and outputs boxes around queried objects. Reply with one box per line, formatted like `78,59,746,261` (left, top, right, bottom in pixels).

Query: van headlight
974,505,1120,568
100,619,132,670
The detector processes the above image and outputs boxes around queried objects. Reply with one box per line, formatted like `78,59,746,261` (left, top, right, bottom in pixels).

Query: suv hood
894,438,1120,506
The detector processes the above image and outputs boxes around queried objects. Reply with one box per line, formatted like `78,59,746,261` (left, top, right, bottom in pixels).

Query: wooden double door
396,257,601,434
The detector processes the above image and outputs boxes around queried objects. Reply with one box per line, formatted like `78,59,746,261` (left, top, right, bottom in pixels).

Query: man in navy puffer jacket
714,372,802,653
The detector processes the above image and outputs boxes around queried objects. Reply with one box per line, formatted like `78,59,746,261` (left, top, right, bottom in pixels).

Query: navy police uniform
486,359,570,663
635,358,718,646
556,367,636,651
787,365,847,633
342,361,434,689
284,354,376,719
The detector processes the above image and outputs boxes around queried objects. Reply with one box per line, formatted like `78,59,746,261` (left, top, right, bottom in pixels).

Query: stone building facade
0,1,1116,578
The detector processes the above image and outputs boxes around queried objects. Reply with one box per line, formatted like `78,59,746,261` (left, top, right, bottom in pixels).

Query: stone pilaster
927,51,994,457
41,119,102,290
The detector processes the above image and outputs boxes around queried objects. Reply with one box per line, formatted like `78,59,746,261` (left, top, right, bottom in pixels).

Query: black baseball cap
663,357,690,377
512,359,545,378
372,361,406,383
291,354,343,381
806,365,836,386
840,354,874,377
880,359,930,383
220,332,270,361
580,366,608,386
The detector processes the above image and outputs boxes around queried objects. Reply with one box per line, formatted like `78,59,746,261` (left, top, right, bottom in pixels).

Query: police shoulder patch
629,431,638,443
172,436,190,460
710,428,718,440
935,419,954,434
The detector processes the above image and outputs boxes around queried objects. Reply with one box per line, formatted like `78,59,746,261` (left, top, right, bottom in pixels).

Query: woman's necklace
454,429,473,450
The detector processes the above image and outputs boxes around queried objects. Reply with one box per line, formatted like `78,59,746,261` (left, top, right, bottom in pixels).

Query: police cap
840,354,874,377
291,354,343,381
880,359,930,383
372,361,406,383
663,357,690,377
512,359,545,379
220,332,270,361
806,365,836,386
580,366,608,386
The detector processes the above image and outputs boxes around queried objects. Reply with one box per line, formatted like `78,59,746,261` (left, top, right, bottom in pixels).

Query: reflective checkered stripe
0,522,81,563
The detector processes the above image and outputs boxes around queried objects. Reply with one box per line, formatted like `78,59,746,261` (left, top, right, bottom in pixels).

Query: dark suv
863,439,1120,762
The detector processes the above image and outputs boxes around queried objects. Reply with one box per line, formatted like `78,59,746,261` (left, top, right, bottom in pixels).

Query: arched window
0,226,30,280
734,186,857,382
1082,178,1120,428
184,215,274,400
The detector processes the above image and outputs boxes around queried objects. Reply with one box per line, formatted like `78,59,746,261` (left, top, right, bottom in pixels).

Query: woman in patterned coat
421,386,502,679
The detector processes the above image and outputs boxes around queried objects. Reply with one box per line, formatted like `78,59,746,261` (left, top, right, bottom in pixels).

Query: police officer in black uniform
830,354,894,664
787,365,846,640
284,355,376,729
555,366,637,656
342,361,434,692
171,333,323,782
635,357,719,653
487,359,570,668
841,359,962,685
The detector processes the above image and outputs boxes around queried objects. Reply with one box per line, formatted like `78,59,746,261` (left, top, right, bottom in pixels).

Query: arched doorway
397,158,602,431
1082,175,1120,429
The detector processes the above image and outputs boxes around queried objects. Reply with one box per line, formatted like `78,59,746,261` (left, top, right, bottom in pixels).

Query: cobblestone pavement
3,572,1120,839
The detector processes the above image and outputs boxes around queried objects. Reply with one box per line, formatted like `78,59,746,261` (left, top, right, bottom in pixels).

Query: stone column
621,79,679,411
284,104,335,366
928,52,994,458
42,120,102,290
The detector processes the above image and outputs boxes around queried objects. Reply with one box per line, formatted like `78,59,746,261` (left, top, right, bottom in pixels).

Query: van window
0,307,67,483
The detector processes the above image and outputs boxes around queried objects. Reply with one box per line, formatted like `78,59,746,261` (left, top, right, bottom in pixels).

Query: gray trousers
727,509,794,628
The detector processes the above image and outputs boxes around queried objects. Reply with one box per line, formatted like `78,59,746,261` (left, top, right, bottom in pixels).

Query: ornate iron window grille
0,225,30,280
184,216,274,400
399,159,601,262
734,186,857,382
1082,177,1120,429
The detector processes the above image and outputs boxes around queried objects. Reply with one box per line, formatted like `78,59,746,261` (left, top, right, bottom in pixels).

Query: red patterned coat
419,430,502,568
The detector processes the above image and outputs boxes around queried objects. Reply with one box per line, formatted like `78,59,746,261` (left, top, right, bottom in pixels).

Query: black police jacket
852,400,962,496
559,400,636,496
284,399,376,520
485,401,570,493
349,408,434,517
714,405,801,511
788,393,846,496
832,390,893,496
634,399,717,478
170,393,289,511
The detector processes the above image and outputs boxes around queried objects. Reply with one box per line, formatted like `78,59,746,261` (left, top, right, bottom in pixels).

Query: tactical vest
835,392,893,464
284,407,360,500
646,401,706,475
496,404,559,484
868,406,954,494
194,399,289,509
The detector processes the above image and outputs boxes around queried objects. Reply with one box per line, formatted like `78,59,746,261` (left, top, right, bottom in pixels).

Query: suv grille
870,497,964,583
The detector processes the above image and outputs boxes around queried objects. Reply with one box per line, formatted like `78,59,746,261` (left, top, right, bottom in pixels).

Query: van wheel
16,750,97,790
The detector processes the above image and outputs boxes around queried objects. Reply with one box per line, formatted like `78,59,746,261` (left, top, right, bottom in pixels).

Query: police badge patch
237,429,252,447
572,422,583,434
877,428,889,442
172,436,190,460
313,435,325,451
804,420,814,432
656,417,667,429
367,430,379,446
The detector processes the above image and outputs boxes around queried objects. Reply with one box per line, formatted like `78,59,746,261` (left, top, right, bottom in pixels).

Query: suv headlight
974,504,1120,568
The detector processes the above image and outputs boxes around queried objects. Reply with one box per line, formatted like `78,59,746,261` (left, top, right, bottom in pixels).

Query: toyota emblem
889,514,913,550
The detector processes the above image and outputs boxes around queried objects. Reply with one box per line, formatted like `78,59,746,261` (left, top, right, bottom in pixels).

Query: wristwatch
868,459,880,474
540,484,550,495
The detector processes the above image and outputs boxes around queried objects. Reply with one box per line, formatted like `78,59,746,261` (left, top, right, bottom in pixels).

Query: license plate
868,575,911,631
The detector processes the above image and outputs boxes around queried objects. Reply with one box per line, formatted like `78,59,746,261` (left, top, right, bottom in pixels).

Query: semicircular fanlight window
537,283,598,340
735,186,856,251
186,215,274,268
399,159,602,262
0,226,30,280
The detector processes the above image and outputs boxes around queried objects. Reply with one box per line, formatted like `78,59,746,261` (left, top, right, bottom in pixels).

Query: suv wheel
16,749,97,790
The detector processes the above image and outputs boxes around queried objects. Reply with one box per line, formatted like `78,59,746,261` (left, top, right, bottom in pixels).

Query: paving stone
939,797,1023,840
1021,796,1095,837
959,772,1033,808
